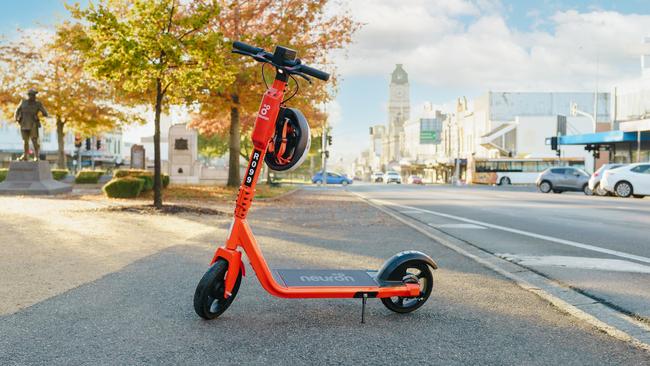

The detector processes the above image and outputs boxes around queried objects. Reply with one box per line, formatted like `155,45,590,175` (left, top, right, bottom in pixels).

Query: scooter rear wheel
193,259,242,320
381,261,433,314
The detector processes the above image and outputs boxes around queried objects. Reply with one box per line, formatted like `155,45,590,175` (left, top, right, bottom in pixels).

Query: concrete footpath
0,189,648,365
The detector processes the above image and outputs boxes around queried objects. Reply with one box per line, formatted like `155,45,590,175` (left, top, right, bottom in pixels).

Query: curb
352,191,650,352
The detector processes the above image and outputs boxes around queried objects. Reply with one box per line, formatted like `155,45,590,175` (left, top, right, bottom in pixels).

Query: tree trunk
56,117,66,169
227,94,241,187
153,79,164,209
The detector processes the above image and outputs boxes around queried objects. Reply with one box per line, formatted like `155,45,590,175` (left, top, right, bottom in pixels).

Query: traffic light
325,150,330,158
327,135,332,146
74,134,82,149
96,138,102,150
550,136,558,151
85,138,91,151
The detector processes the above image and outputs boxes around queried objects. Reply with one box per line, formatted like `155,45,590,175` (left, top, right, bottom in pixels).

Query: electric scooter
193,41,438,322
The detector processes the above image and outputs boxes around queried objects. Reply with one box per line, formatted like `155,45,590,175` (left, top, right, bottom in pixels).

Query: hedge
0,168,7,183
75,170,106,184
102,177,145,198
51,169,69,181
113,169,169,189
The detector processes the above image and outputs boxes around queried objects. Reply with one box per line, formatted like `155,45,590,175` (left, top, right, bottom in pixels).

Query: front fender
377,250,438,282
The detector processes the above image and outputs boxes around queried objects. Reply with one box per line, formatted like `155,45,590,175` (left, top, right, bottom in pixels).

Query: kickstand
361,293,367,324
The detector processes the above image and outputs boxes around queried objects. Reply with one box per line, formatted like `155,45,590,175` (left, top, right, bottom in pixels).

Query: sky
2,0,650,164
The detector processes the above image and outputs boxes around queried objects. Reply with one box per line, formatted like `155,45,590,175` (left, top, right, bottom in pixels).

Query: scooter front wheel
193,259,242,320
381,261,433,314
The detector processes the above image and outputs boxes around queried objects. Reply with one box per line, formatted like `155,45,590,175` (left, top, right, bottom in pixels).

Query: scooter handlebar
232,41,264,55
298,64,330,82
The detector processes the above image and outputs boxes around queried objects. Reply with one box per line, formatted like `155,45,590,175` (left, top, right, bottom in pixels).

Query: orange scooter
193,41,437,322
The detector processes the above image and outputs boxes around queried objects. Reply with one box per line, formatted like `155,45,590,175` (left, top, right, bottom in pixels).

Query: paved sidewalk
1,189,648,365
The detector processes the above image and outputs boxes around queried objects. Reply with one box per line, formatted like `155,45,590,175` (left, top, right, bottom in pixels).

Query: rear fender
377,250,437,282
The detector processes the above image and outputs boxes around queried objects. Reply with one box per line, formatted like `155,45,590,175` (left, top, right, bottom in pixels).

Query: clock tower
385,64,410,164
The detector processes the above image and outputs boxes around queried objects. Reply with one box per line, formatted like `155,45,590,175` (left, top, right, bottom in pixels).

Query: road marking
498,254,650,274
399,210,424,214
370,198,650,265
352,192,650,351
430,223,486,229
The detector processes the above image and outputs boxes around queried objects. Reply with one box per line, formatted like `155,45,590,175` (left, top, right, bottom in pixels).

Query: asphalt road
350,183,650,323
1,189,649,365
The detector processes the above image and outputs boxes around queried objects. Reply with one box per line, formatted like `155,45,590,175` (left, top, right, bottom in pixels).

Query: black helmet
265,108,310,172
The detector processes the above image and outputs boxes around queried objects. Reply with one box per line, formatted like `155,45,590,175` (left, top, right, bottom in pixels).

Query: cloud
335,1,650,94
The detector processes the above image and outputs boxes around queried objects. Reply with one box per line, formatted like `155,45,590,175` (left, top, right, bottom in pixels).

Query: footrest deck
275,269,378,287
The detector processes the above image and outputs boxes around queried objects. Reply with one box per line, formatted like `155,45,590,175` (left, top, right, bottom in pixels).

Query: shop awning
557,130,650,145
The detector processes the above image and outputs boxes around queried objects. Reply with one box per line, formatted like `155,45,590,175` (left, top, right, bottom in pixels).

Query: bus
470,157,586,185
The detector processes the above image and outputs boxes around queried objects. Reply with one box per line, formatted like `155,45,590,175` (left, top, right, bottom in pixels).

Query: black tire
315,180,323,185
193,259,242,320
341,180,349,186
381,261,433,314
500,177,511,185
614,181,633,198
583,184,592,196
633,195,644,199
594,183,607,196
538,180,552,193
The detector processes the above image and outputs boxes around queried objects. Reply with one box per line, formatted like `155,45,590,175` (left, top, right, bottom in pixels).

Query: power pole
321,128,328,186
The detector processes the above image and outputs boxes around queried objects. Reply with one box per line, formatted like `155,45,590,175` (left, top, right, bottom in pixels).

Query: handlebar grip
232,41,263,55
299,64,330,81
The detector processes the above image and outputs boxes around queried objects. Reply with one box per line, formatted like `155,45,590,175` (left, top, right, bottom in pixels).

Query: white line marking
498,254,650,274
399,210,425,214
370,198,650,265
430,223,486,229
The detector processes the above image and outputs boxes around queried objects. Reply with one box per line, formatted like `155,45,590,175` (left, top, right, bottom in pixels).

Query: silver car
536,167,591,195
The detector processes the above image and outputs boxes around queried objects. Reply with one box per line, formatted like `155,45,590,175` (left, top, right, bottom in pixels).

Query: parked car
371,172,384,183
311,171,353,185
407,175,423,184
535,167,591,194
588,163,626,196
384,171,402,184
600,163,650,198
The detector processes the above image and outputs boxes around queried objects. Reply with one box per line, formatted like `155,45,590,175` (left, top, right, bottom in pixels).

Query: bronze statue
14,88,48,161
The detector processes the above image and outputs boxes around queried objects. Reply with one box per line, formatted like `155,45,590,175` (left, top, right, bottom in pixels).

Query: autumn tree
190,0,358,187
67,0,231,208
0,29,126,168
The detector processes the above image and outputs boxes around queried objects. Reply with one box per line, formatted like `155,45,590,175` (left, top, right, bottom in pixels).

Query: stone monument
130,144,146,170
168,123,200,184
0,161,72,195
0,89,72,195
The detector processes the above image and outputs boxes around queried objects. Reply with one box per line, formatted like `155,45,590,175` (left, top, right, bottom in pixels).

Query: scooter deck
275,269,378,287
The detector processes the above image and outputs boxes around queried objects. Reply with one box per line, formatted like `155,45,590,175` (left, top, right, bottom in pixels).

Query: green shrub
113,169,150,178
75,170,105,184
51,169,69,181
113,169,168,190
102,177,144,198
136,174,154,191
0,168,7,183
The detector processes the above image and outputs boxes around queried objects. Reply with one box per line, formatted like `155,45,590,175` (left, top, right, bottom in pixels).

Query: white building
459,91,609,175
403,102,446,165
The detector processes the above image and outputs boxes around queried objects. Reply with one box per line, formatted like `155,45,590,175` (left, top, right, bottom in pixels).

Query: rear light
594,173,599,177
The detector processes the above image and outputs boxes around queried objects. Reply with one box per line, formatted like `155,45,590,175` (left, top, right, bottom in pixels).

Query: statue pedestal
0,161,72,195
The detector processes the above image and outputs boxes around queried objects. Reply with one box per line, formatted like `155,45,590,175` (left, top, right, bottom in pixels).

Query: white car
600,163,650,198
384,171,402,184
588,163,625,196
371,172,384,183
